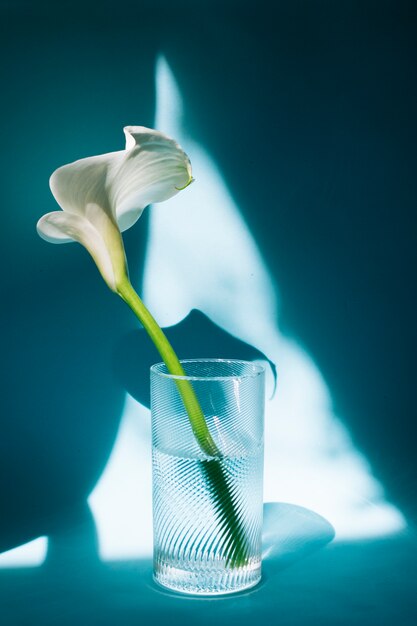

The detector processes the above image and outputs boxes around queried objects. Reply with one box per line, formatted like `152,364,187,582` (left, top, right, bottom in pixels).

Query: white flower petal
109,126,193,232
49,156,112,217
38,126,193,291
37,211,116,290
36,211,75,243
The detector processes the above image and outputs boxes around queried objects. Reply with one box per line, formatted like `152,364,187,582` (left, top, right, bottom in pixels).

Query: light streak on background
0,537,47,568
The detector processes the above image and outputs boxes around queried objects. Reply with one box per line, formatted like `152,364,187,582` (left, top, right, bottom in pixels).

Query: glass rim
150,358,265,382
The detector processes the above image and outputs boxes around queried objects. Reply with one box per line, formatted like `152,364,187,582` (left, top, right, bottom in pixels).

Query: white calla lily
37,126,250,568
37,126,193,292
37,124,216,455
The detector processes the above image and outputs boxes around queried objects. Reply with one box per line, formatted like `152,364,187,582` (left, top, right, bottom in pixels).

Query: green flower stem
116,277,249,567
117,278,218,456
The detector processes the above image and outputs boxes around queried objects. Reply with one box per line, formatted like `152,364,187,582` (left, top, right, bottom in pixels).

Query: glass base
154,560,262,596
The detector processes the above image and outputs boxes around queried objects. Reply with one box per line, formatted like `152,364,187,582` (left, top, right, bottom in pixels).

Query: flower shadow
113,308,276,409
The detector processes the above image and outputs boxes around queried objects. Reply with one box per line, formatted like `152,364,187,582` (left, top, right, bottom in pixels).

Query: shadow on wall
113,309,276,408
158,2,417,521
0,250,146,554
0,13,156,554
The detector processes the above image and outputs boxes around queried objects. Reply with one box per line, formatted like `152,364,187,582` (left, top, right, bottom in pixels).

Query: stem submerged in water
117,278,249,566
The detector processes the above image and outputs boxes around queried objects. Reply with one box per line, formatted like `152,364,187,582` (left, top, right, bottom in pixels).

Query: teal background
0,1,416,624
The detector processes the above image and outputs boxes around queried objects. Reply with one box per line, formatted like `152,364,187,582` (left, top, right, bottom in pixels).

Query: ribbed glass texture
151,359,265,595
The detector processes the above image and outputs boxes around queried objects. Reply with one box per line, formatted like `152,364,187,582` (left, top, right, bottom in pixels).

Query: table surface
1,502,416,626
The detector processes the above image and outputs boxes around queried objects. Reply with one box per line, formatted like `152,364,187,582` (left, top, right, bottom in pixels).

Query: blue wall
0,1,416,619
